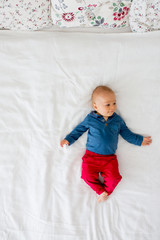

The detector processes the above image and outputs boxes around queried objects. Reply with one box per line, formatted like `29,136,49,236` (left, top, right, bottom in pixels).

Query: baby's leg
97,191,109,203
101,156,122,195
81,161,105,195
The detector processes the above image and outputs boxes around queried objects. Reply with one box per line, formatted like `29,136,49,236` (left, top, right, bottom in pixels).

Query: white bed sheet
0,30,160,240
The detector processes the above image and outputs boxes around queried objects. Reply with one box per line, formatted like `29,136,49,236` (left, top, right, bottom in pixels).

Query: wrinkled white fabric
0,30,160,240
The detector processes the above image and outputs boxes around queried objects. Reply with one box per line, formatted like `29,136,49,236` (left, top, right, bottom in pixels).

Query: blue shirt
65,111,143,155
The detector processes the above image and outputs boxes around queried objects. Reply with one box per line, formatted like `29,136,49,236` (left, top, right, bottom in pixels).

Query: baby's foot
97,191,108,203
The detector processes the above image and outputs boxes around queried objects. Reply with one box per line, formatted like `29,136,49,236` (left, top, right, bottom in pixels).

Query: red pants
81,150,122,195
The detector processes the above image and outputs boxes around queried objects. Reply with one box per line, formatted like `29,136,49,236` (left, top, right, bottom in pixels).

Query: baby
60,86,152,202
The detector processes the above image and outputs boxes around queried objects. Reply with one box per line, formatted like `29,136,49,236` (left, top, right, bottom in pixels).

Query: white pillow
51,0,132,29
0,0,51,31
129,0,160,32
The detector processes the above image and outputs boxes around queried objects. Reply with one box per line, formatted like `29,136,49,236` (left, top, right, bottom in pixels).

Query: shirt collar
90,111,116,121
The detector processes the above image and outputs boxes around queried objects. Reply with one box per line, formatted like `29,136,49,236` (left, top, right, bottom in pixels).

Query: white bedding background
0,30,160,240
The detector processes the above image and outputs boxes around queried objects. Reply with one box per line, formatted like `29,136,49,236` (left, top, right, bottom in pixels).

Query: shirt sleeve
65,115,89,145
119,119,143,146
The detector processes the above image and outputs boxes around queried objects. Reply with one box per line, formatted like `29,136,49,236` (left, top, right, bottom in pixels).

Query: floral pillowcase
51,0,132,29
0,0,51,31
129,0,160,32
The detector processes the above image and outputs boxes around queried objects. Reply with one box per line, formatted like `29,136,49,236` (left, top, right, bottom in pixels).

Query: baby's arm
60,114,89,147
60,139,69,147
119,120,143,146
120,119,152,146
141,136,152,146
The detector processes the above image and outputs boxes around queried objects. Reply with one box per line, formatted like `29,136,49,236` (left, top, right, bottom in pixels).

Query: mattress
0,29,160,240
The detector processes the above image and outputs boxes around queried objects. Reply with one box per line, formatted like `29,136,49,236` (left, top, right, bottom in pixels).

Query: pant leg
81,152,105,195
101,155,122,195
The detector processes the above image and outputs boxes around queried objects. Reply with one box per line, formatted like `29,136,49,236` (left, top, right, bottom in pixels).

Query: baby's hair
91,85,114,103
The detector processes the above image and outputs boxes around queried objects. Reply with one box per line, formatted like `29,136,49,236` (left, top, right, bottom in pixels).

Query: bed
0,1,160,240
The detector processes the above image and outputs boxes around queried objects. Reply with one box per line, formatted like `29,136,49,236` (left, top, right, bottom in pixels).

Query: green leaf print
120,3,125,7
97,16,101,19
113,7,118,12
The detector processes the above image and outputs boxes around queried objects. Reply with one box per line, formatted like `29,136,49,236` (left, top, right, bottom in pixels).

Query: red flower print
62,13,75,22
88,4,97,8
113,6,129,21
78,7,84,11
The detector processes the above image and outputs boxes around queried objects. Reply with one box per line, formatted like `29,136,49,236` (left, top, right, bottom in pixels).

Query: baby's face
93,92,117,118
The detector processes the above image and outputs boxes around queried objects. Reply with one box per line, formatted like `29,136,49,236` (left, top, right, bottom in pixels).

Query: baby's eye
113,102,116,105
106,104,110,106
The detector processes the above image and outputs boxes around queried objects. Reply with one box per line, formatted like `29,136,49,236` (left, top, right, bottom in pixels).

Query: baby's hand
60,139,69,147
141,136,152,146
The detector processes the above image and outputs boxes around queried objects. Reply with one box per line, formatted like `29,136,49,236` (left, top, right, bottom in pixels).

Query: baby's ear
92,102,97,110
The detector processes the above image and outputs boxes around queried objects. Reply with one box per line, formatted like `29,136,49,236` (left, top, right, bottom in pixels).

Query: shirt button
105,123,107,126
103,119,105,122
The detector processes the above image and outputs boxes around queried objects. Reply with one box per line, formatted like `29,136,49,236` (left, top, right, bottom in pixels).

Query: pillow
129,0,160,32
0,0,51,31
0,2,3,9
51,0,132,29
0,1,4,27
